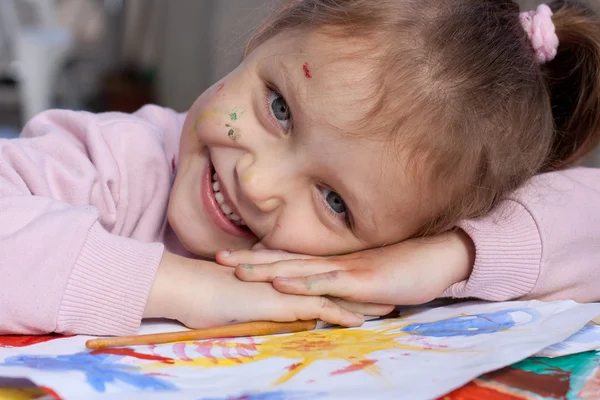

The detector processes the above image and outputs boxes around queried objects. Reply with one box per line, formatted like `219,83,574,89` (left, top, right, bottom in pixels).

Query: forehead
255,29,380,131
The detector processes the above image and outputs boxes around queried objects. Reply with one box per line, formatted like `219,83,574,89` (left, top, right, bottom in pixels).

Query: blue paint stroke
201,389,327,400
558,324,600,344
1,352,175,393
401,308,538,337
543,324,600,354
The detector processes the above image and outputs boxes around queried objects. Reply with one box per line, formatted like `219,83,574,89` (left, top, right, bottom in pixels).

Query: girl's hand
144,252,391,329
216,230,475,306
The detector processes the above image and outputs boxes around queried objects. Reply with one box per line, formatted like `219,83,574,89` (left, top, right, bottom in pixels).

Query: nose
236,153,284,213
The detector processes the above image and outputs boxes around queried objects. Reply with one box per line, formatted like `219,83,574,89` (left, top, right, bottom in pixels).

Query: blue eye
320,187,347,216
269,90,291,130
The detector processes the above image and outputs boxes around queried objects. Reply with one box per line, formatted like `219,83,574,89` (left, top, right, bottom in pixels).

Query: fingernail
221,250,232,258
239,264,253,270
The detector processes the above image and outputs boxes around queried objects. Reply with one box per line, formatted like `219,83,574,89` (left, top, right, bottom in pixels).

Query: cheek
262,222,360,256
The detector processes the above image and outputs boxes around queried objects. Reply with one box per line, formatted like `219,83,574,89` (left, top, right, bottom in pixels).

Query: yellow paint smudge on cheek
198,110,220,122
242,171,254,183
188,118,200,139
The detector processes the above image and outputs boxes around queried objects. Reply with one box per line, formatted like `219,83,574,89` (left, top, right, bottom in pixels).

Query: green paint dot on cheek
230,112,237,121
227,128,241,141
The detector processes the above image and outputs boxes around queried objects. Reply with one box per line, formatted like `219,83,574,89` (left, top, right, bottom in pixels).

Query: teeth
221,203,232,214
211,169,247,227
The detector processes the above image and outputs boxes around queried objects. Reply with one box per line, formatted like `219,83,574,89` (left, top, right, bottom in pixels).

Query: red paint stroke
91,348,174,364
302,62,312,79
216,82,225,93
40,386,64,400
286,362,303,371
443,381,525,400
306,379,315,384
0,335,71,348
171,157,177,174
330,359,377,376
482,366,570,399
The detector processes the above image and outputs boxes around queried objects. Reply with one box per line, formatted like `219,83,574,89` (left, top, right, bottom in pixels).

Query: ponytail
543,0,600,169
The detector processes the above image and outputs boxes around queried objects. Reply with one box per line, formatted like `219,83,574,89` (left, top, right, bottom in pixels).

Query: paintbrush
85,315,392,349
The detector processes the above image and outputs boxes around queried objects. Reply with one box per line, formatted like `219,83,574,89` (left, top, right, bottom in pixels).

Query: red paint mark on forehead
302,62,312,79
216,82,225,93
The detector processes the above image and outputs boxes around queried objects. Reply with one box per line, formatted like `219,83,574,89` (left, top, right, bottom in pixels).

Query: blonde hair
248,0,600,235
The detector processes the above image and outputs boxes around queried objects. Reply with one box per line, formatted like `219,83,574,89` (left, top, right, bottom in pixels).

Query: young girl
1,0,599,336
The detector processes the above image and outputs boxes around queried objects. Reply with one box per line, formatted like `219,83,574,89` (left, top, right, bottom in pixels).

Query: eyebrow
275,60,306,118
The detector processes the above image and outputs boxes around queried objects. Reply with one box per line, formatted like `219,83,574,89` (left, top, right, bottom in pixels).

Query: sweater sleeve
442,167,600,302
0,105,185,335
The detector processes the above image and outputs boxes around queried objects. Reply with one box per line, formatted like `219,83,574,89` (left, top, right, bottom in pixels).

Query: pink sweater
1,105,598,336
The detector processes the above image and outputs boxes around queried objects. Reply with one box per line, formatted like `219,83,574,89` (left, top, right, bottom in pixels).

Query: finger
293,296,365,328
216,249,312,267
235,259,340,282
272,270,368,300
275,269,437,305
329,298,396,317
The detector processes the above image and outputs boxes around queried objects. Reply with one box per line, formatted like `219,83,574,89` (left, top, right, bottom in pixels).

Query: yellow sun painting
141,320,451,385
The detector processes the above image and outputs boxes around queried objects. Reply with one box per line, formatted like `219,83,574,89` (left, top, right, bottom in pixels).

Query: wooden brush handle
86,320,318,349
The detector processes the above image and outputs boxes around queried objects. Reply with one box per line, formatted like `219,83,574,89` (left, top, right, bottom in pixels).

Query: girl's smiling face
169,29,431,258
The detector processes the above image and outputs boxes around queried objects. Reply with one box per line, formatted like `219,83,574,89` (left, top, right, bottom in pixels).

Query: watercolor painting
201,390,326,400
1,349,175,393
0,377,62,400
0,335,69,348
535,323,600,358
0,300,599,400
401,309,538,337
446,350,600,399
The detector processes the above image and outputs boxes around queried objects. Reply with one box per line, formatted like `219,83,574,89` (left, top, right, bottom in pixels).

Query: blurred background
0,0,273,135
0,0,598,165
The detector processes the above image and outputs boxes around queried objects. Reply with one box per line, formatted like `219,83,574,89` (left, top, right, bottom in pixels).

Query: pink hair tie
520,4,559,64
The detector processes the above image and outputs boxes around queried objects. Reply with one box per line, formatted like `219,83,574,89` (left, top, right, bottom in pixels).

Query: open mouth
210,164,249,230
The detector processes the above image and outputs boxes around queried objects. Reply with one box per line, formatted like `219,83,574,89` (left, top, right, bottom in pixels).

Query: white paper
536,322,600,358
1,300,599,400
